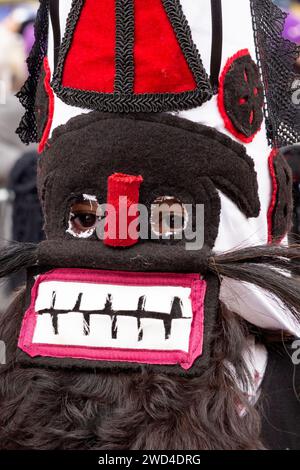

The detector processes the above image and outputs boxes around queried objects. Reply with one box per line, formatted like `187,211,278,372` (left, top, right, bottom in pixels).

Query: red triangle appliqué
134,0,197,93
62,0,116,93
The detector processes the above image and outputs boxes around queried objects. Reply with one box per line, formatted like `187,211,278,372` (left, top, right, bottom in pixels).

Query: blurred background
0,0,42,311
0,0,299,311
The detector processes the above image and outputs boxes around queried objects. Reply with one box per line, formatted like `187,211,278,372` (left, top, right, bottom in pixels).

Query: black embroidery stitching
115,0,134,94
250,0,300,147
16,0,49,144
51,0,213,113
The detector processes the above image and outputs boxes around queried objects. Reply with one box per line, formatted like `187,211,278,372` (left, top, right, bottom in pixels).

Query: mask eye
68,197,100,238
151,196,188,237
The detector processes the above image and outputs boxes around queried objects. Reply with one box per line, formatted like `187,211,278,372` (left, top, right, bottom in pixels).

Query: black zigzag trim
51,0,213,113
115,0,134,94
162,0,210,90
52,0,83,83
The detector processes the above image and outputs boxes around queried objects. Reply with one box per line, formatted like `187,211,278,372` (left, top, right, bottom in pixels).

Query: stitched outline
18,268,206,370
51,0,213,113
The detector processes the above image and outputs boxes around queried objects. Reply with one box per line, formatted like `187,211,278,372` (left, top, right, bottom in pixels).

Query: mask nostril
249,109,254,125
239,96,248,105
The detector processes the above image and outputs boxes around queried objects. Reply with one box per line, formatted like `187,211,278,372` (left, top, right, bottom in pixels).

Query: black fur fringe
0,291,262,450
209,244,300,321
0,242,38,278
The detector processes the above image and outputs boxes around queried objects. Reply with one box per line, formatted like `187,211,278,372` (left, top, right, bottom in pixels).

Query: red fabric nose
104,173,143,247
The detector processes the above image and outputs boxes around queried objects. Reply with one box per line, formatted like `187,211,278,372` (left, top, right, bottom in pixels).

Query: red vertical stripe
62,0,116,92
38,57,54,154
134,0,197,93
267,148,279,244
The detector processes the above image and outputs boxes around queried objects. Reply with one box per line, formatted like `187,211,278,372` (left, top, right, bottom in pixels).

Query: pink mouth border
18,268,206,370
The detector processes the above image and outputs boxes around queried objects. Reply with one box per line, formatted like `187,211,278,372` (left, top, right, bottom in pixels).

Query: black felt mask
15,112,261,376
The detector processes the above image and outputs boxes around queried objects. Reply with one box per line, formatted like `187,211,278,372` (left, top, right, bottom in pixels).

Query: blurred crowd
0,2,36,186
0,1,41,310
0,0,299,309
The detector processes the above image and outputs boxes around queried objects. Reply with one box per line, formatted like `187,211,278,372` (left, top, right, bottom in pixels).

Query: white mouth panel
32,280,193,352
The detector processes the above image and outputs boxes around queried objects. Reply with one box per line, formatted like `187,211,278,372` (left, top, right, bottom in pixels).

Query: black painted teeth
38,291,191,340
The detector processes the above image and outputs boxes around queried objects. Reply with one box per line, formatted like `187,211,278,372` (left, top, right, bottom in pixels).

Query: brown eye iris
72,213,97,230
68,199,99,236
151,196,188,237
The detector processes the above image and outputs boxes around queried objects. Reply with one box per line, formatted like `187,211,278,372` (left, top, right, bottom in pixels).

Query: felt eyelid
71,212,97,219
71,202,98,214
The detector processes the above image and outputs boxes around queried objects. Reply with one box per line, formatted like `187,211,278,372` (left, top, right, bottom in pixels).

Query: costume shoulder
260,343,300,450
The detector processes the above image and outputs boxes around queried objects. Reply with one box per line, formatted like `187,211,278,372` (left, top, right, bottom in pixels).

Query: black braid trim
16,0,49,144
51,0,213,113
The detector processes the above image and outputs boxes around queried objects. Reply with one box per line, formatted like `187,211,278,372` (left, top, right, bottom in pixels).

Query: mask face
17,112,260,375
13,0,296,378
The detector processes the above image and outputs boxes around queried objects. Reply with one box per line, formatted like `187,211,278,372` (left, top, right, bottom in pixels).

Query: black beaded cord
16,0,49,144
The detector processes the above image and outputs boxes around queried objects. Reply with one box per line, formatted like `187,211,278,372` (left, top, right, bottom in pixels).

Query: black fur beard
0,290,263,450
1,241,300,449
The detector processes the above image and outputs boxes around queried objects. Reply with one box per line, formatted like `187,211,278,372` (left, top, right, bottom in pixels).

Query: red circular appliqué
218,49,264,143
